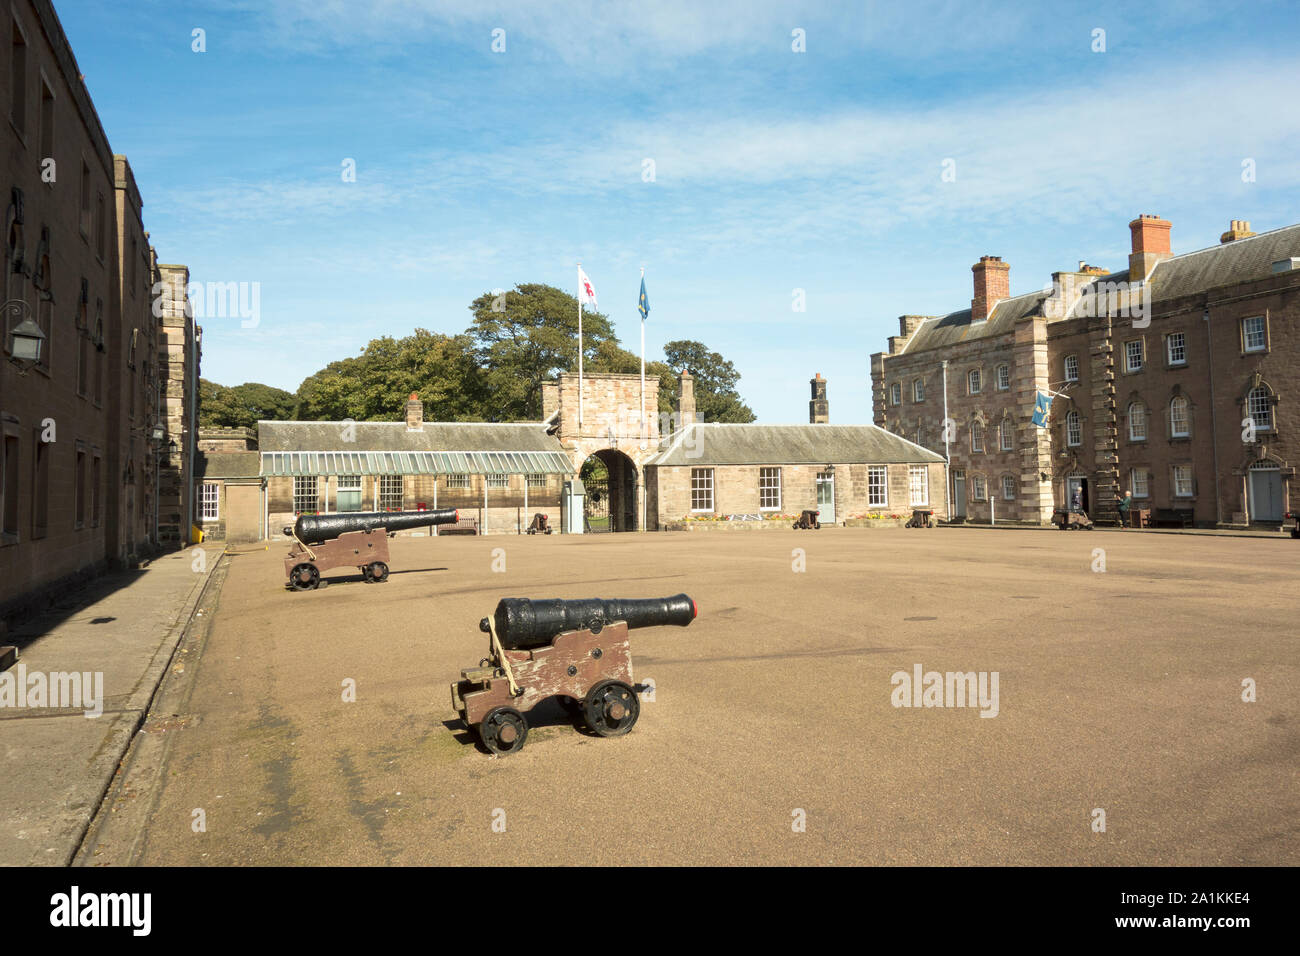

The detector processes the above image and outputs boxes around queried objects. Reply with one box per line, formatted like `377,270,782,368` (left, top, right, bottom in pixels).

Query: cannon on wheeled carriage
792,509,821,530
1051,508,1094,531
905,509,935,528
451,594,697,755
283,508,459,590
525,512,553,534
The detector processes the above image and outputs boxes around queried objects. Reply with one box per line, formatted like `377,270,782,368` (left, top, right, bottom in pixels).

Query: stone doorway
581,449,638,532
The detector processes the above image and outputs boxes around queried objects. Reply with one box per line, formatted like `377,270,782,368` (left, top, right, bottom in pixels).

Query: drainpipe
1203,305,1223,525
942,360,951,518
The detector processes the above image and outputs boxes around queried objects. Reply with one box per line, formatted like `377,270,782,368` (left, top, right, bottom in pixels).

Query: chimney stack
677,371,696,427
1220,219,1256,244
1128,214,1172,280
405,392,424,431
971,256,1010,323
809,373,828,423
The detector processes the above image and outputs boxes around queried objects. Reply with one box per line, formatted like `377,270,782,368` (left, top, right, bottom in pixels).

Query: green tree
467,283,621,420
661,340,756,422
294,329,485,421
199,379,297,428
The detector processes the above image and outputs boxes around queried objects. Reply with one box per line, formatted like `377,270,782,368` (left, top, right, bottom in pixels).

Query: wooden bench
1151,508,1194,528
439,516,479,535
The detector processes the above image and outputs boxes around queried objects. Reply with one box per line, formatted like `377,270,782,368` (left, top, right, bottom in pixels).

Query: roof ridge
1155,222,1300,263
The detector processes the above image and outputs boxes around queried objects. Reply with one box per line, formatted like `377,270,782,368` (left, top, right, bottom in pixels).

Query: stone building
872,214,1300,527
258,394,574,536
154,263,200,545
0,0,196,625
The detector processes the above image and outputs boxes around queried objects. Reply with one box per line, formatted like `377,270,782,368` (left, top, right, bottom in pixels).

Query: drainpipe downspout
1204,305,1223,525
942,360,951,519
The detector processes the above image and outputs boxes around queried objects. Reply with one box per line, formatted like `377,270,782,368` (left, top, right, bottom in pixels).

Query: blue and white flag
1031,391,1052,427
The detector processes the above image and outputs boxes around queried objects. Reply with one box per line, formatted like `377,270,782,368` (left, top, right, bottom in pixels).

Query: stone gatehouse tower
541,371,665,531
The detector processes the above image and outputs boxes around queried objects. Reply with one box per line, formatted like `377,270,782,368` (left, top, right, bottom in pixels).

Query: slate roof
196,451,261,479
643,423,944,467
258,420,566,454
900,223,1300,355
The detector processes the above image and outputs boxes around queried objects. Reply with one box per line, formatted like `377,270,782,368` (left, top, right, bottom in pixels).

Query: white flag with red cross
577,267,598,308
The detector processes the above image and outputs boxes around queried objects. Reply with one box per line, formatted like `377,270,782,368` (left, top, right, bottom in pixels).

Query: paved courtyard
80,527,1299,866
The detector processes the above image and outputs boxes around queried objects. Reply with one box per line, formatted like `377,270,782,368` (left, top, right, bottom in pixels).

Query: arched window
1248,386,1273,431
999,418,1013,451
1066,410,1082,447
1128,401,1146,442
1170,396,1190,438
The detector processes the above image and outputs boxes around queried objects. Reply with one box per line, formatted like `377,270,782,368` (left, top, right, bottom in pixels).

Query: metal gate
584,476,611,532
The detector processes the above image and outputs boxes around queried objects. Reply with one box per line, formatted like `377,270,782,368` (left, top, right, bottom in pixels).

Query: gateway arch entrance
581,449,638,532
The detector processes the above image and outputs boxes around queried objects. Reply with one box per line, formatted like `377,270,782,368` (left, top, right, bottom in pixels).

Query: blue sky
56,0,1300,423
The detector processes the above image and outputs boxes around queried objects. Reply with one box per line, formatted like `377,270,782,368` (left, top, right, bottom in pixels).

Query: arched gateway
541,371,667,533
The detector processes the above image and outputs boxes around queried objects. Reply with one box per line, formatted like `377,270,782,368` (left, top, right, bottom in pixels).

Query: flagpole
639,266,646,447
577,262,584,429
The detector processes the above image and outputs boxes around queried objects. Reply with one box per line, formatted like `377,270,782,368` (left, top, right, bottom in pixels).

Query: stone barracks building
1,0,198,626
872,215,1300,528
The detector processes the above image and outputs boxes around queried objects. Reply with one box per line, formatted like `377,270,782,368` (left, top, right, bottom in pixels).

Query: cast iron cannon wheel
582,679,640,737
479,706,528,755
367,561,389,583
289,563,320,590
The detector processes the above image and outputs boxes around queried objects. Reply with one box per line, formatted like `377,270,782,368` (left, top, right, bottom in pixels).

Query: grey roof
196,451,261,479
900,223,1300,355
643,423,944,467
261,449,574,477
258,420,567,454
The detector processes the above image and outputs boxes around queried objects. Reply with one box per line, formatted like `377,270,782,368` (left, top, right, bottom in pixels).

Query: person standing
1117,491,1133,529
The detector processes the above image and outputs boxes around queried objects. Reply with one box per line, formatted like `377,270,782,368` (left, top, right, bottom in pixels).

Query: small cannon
792,509,820,530
525,512,553,534
283,508,458,590
905,509,935,528
451,594,697,755
1051,508,1094,531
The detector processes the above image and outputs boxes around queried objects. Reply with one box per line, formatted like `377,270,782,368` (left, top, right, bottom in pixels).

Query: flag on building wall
638,276,649,321
1032,391,1052,427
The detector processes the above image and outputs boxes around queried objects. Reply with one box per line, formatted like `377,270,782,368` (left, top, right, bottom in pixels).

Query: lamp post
149,424,166,546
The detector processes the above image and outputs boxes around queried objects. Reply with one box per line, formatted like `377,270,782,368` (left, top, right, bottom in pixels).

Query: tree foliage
662,339,756,423
199,379,297,429
203,285,756,427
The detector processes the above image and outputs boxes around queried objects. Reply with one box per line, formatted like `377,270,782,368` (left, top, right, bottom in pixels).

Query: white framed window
970,421,984,453
486,473,509,489
1001,475,1016,500
1064,355,1079,382
526,473,547,488
1166,332,1186,366
1242,316,1266,353
293,476,317,514
908,465,928,506
913,379,924,402
868,465,888,507
445,474,470,489
1170,396,1190,438
758,467,781,510
889,383,901,406
1130,468,1149,499
968,369,981,394
200,482,219,520
379,475,403,510
971,474,987,501
691,468,714,512
1066,410,1082,447
1172,464,1194,498
998,418,1013,451
996,364,1010,390
1128,401,1146,442
1124,339,1144,372
1248,386,1273,431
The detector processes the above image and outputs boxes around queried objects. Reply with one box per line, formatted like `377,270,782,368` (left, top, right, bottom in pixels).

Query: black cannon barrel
481,594,697,649
289,508,458,545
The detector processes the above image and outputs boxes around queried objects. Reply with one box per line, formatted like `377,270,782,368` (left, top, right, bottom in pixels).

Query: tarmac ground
76,527,1299,866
